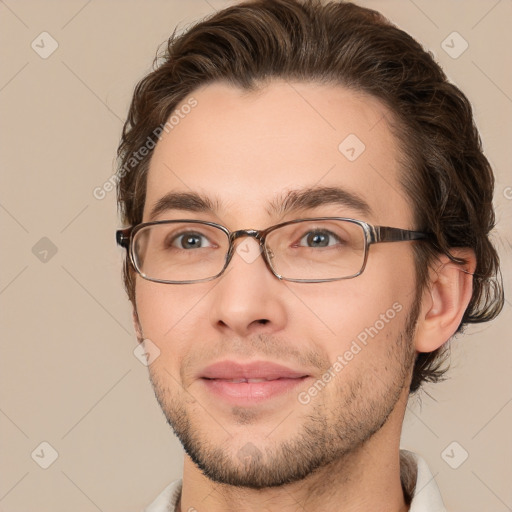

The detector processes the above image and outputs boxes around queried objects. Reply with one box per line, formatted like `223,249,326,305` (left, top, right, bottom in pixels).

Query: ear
132,307,144,344
414,248,476,353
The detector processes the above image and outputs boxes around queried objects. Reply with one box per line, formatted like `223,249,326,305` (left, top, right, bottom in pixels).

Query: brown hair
116,0,503,393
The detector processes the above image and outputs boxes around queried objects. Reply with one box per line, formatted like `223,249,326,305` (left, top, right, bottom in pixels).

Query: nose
208,235,287,337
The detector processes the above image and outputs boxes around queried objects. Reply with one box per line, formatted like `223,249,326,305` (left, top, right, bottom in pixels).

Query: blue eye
299,230,341,248
171,231,212,249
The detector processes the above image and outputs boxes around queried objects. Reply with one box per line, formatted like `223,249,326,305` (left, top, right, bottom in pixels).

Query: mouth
199,361,310,403
204,377,295,383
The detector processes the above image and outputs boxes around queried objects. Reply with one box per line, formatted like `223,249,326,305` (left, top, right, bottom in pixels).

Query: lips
218,378,274,383
200,361,309,381
199,361,310,403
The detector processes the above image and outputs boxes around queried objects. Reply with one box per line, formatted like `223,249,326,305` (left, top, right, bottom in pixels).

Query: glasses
116,218,431,284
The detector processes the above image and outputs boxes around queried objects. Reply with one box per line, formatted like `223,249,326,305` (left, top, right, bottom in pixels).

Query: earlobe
414,249,476,353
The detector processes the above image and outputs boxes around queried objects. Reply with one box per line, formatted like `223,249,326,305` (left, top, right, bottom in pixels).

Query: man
115,1,503,510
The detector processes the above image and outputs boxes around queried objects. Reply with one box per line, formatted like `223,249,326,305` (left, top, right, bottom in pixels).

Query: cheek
135,281,172,337
135,279,211,355
289,250,416,358
288,284,403,353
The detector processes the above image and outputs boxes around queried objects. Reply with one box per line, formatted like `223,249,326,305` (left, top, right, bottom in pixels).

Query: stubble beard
148,298,419,489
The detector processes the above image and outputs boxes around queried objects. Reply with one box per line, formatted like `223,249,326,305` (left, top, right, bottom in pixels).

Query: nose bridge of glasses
230,229,264,245
225,228,278,279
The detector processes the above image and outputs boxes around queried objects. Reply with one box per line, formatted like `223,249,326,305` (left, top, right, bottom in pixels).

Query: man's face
135,81,420,487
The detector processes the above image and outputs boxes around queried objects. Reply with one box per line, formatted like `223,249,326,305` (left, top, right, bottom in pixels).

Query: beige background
0,0,511,511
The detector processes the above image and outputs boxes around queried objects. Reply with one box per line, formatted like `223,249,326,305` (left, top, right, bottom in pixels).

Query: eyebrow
148,186,372,221
149,192,218,220
268,186,372,218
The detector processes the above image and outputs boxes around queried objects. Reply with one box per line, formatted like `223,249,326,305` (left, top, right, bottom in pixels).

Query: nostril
258,319,270,325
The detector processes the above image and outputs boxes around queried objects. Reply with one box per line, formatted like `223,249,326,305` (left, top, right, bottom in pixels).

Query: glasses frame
116,217,431,284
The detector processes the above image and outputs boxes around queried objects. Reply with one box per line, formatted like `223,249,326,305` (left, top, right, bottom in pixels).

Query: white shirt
143,450,447,512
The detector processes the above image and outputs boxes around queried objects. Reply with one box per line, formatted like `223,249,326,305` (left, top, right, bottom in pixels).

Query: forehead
144,80,413,227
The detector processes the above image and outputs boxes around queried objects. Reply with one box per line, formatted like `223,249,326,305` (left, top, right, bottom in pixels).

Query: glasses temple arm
372,226,432,243
116,228,132,249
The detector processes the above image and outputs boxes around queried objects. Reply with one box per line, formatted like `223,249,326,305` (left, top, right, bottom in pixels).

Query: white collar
401,450,447,511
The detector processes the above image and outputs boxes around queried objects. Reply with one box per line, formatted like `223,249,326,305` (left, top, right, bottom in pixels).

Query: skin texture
132,81,475,512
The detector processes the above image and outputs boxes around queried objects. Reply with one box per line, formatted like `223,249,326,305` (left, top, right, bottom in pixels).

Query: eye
169,231,213,250
298,230,342,248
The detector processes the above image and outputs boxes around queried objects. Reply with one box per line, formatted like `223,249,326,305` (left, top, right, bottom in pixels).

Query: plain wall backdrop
1,1,511,511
